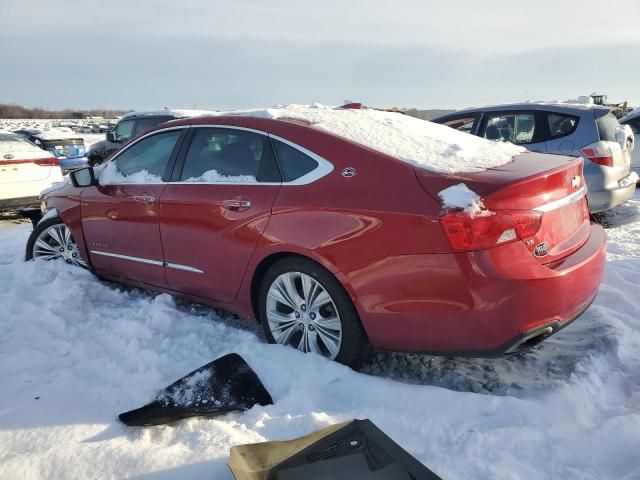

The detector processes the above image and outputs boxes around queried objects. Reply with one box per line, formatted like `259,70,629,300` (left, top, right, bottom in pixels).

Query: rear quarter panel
237,127,451,318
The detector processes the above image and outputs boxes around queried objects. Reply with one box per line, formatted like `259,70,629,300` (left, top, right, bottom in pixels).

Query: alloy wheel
266,271,343,359
32,223,87,268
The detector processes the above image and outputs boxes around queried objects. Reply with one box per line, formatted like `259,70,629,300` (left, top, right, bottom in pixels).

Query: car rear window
596,112,620,142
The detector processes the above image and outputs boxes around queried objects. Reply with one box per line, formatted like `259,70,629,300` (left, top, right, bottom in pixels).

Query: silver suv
433,102,637,212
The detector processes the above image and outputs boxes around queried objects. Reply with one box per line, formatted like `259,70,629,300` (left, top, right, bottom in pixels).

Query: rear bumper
587,172,637,212
353,222,606,356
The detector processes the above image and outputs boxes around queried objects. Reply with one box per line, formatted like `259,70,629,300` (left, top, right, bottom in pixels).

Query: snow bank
438,183,491,217
231,104,525,174
0,192,639,479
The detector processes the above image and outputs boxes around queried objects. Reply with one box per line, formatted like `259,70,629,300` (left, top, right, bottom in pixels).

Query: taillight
439,210,543,251
581,142,614,167
33,157,59,167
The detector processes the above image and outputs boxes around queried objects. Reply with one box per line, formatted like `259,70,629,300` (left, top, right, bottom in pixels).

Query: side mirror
69,166,96,187
106,131,115,143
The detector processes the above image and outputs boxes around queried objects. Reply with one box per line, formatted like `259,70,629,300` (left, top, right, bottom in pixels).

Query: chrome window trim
91,250,204,273
268,132,334,185
101,124,334,187
534,186,587,213
90,250,164,266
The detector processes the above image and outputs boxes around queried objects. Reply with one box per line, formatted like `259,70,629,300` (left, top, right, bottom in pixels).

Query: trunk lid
415,152,590,264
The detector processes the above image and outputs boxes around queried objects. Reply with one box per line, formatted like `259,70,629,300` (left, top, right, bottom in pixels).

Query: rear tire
258,256,370,369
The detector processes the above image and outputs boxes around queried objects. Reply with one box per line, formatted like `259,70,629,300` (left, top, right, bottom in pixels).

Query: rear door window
547,113,578,139
177,128,278,183
596,112,620,142
482,113,536,144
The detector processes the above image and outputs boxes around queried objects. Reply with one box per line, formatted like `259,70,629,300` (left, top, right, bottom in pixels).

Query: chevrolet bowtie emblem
571,176,581,189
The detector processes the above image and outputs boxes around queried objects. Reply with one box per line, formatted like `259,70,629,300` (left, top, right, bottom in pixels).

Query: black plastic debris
228,419,443,480
119,353,273,426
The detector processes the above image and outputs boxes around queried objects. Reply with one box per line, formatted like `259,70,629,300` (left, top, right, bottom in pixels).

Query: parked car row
29,105,608,367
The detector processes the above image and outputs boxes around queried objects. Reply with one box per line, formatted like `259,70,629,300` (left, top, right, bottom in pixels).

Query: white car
0,132,64,210
619,109,640,176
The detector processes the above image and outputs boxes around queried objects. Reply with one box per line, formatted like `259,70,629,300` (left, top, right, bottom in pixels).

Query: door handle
132,194,156,204
222,199,251,211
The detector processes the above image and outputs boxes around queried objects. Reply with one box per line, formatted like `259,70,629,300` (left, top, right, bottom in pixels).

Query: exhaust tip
505,326,554,354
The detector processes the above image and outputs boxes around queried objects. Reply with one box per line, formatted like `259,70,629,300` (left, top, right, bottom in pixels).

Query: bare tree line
0,104,127,119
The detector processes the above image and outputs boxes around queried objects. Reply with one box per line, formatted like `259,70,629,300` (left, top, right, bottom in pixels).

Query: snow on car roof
232,104,525,174
121,108,219,120
34,128,83,141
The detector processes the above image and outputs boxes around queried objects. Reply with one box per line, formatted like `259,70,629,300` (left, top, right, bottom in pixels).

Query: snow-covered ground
0,193,639,479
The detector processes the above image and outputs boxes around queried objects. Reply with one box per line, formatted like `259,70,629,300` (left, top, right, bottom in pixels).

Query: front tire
258,257,370,369
25,217,87,268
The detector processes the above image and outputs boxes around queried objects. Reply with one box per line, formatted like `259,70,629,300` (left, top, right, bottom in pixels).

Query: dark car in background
86,110,189,166
433,102,637,212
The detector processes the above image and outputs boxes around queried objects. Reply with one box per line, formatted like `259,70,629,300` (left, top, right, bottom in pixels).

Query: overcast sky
1,0,639,110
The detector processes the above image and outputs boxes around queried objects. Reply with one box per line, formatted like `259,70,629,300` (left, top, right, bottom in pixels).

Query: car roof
619,108,640,123
434,101,612,120
32,128,83,141
120,109,219,120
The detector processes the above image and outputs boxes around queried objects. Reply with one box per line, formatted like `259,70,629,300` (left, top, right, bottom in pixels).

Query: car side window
113,119,135,143
100,130,182,184
441,115,478,133
178,128,271,182
135,116,174,136
272,139,319,182
483,113,535,144
547,113,578,139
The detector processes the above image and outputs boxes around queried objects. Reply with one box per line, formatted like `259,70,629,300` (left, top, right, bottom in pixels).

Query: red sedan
27,109,606,368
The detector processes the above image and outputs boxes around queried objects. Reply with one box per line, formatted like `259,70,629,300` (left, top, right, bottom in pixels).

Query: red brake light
581,143,614,167
33,157,59,167
439,210,543,252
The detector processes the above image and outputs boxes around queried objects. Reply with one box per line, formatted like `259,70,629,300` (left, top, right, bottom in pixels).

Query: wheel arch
249,251,359,326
